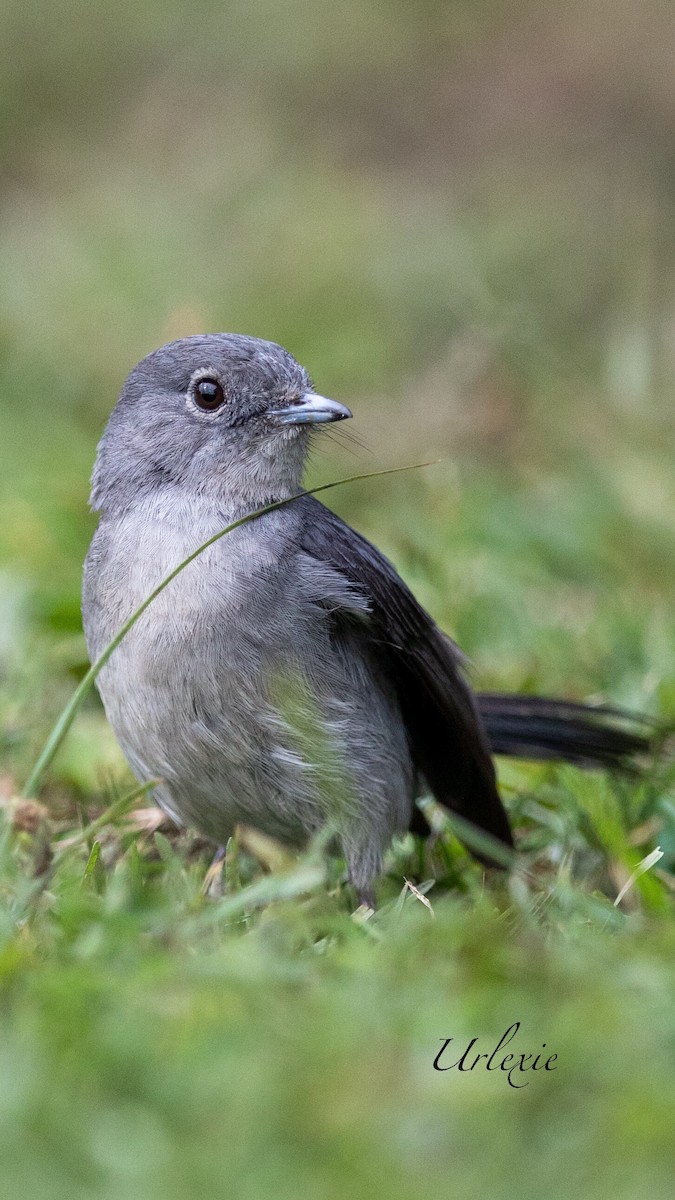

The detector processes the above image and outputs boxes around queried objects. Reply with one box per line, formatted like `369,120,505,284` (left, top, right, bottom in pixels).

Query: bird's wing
298,496,513,860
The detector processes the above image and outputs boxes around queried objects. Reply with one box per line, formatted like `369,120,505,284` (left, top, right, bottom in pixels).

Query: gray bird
82,334,650,902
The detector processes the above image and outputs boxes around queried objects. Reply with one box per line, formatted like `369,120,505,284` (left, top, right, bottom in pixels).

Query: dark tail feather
476,693,654,769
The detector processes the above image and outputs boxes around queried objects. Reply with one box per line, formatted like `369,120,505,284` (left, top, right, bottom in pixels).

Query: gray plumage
83,335,422,898
83,334,651,901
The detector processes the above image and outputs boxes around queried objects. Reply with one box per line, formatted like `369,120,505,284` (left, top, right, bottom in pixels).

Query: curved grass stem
23,461,437,797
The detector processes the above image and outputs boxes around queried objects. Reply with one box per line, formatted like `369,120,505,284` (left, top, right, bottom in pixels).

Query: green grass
1,803,674,1200
1,462,674,1199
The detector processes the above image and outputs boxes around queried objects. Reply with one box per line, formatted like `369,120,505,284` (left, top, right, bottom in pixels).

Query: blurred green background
1,1,675,1197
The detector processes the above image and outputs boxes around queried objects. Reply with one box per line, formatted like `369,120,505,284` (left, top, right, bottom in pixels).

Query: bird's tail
476,693,654,769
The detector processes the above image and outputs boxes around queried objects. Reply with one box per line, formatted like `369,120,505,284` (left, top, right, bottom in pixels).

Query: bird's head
90,333,351,514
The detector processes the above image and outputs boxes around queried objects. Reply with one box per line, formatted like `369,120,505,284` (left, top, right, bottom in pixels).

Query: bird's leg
355,887,376,911
202,844,226,897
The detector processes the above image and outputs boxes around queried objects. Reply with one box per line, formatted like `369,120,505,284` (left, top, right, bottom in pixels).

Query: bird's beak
271,393,352,426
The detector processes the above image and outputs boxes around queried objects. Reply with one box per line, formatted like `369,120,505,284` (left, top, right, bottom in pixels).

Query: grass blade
23,461,436,797
57,779,162,853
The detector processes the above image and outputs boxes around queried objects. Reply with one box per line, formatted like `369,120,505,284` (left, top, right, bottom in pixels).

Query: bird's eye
193,376,226,411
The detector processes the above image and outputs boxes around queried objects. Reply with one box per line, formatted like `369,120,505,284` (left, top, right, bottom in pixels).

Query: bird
82,334,651,904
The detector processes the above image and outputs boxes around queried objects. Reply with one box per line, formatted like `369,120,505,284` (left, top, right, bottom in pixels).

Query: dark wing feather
298,496,513,862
